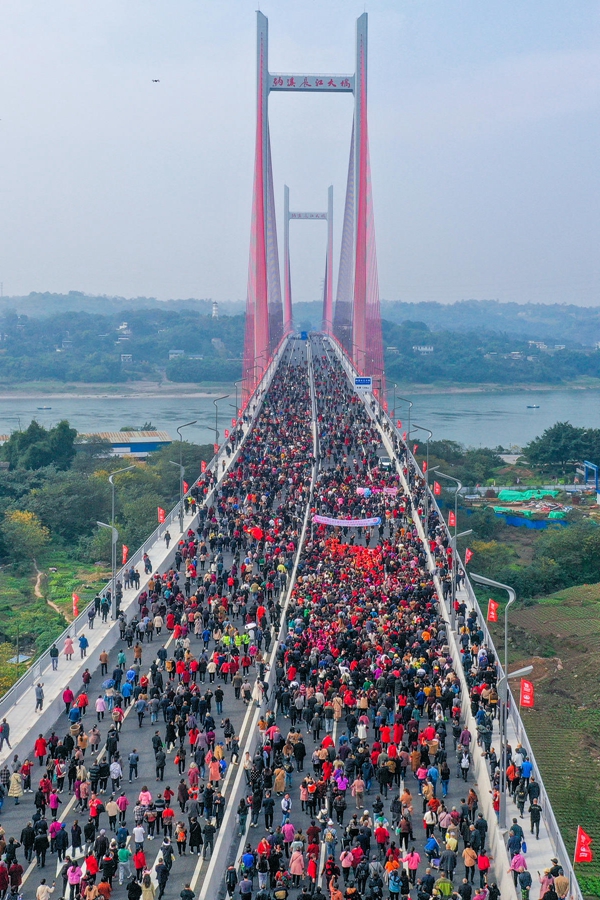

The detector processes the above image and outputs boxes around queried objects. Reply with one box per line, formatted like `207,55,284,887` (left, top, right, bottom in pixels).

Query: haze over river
1,387,600,450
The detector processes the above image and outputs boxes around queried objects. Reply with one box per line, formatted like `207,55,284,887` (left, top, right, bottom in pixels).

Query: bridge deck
0,335,573,900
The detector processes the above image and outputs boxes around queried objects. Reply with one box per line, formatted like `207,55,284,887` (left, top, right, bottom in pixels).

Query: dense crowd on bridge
0,339,568,900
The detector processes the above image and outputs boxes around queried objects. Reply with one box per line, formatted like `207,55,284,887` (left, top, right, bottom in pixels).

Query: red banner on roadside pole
72,593,79,617
157,507,165,523
465,548,473,564
575,826,593,863
487,598,499,622
122,545,129,565
434,481,441,496
520,679,535,709
183,481,189,494
448,511,456,527
213,443,219,454
201,460,207,473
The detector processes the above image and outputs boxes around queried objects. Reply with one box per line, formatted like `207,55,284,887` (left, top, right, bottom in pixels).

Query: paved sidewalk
454,587,560,898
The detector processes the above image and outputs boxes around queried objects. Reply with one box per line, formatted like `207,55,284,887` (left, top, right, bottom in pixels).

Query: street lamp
428,467,468,622
396,396,412,440
212,395,230,446
171,420,197,534
97,521,118,619
107,465,136,619
470,571,517,830
409,424,433,535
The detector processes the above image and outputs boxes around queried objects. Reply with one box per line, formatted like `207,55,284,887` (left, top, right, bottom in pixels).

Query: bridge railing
395,429,584,900
0,337,290,717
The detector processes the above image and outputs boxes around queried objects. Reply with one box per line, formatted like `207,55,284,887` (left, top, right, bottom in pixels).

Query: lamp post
396,396,412,441
470,572,517,829
232,380,243,419
97,521,119,619
428,467,466,621
409,424,433,535
212,395,229,446
170,420,197,534
107,465,136,619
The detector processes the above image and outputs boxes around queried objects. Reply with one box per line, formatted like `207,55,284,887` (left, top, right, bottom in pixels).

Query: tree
3,420,76,470
1,510,49,567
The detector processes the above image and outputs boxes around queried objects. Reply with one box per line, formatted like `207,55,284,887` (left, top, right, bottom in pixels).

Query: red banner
575,826,594,863
224,428,230,438
72,592,79,617
433,481,441,496
448,510,456,527
396,420,402,428
201,460,207,473
465,547,473,564
213,443,219,454
520,679,535,709
402,432,407,441
122,545,129,565
158,506,165,523
238,408,242,417
487,598,499,622
231,418,236,427
413,444,418,454
183,480,189,494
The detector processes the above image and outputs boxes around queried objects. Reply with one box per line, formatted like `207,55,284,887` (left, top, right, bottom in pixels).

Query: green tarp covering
497,489,560,501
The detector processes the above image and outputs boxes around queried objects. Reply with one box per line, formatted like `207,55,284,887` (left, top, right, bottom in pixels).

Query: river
1,386,599,450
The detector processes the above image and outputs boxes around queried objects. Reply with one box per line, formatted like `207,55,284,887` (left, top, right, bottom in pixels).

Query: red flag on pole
224,428,230,439
422,460,428,473
231,418,236,427
413,444,418,454
575,826,594,863
213,443,219,454
487,598,499,622
157,507,165,523
238,408,242,417
402,432,407,441
520,679,535,709
448,511,456,527
183,481,189,494
397,420,402,428
122,545,129,565
201,460,207,473
72,593,79,617
465,548,473,564
434,481,441,496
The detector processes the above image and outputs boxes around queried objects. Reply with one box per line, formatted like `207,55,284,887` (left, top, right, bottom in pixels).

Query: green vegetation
0,308,244,383
383,319,600,385
0,419,214,679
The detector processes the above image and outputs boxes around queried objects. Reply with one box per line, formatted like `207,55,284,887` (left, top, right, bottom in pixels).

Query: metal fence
400,433,584,900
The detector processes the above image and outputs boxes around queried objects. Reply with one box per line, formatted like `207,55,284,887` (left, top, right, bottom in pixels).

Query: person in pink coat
289,849,305,886
63,637,74,660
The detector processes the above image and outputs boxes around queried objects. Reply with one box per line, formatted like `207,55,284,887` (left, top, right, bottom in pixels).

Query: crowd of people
0,338,567,900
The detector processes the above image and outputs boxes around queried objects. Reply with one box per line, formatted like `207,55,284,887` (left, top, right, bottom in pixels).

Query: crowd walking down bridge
0,337,569,900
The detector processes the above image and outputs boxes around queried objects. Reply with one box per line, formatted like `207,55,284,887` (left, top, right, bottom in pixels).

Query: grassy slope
486,584,600,897
0,550,110,693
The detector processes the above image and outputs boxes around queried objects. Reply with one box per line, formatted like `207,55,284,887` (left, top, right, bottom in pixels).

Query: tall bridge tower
242,12,385,402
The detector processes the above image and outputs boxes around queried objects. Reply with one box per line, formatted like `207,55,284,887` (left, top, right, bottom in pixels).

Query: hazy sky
2,1,600,307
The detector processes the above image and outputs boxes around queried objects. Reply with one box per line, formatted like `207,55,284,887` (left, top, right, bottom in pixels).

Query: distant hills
3,293,599,345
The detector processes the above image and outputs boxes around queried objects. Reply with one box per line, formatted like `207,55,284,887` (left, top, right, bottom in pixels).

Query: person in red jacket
34,735,48,767
62,688,74,715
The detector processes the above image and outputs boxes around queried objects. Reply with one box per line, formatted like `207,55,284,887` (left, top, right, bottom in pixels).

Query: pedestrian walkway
0,342,284,772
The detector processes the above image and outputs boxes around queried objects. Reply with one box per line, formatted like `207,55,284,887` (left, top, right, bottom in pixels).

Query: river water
1,387,599,450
